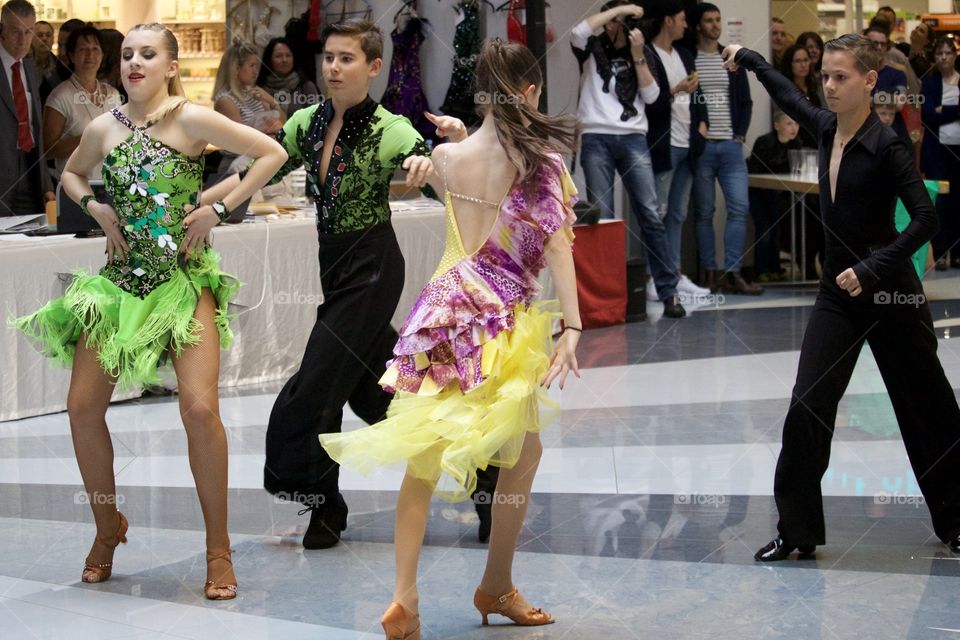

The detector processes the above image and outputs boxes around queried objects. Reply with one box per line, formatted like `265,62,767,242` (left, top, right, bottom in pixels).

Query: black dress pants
930,144,960,264
774,268,960,545
263,221,404,509
3,147,43,216
748,187,786,276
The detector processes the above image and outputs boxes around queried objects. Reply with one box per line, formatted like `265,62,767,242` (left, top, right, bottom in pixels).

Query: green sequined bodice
100,108,205,298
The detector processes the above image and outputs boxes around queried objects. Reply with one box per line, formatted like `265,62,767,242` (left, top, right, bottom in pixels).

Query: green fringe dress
12,108,239,388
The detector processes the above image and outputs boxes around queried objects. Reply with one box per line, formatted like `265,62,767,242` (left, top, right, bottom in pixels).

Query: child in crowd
747,109,802,281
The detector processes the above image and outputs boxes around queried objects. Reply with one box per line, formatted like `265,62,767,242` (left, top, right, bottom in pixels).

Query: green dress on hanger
440,0,482,126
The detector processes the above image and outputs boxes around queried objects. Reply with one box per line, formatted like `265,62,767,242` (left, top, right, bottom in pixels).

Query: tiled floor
3,276,960,639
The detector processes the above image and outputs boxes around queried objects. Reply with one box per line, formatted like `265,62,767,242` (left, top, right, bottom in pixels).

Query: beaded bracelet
80,194,96,217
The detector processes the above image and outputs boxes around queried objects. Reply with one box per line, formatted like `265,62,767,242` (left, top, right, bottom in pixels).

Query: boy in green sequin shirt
205,19,466,549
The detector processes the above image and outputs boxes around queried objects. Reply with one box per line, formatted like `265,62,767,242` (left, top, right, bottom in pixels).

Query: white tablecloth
3,201,554,421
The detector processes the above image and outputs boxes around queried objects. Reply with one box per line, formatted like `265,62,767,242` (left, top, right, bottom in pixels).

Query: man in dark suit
0,0,53,216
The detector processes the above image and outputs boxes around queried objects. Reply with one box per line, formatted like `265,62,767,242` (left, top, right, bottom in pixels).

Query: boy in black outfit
747,110,802,280
724,35,960,561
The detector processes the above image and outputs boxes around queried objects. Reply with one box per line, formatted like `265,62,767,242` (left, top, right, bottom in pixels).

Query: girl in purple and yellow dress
320,39,583,640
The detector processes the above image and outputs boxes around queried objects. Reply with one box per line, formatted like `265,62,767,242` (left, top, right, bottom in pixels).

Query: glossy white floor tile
612,440,921,498
0,391,434,438
2,520,959,640
565,339,960,410
0,439,924,498
0,575,379,639
3,295,960,638
4,342,957,440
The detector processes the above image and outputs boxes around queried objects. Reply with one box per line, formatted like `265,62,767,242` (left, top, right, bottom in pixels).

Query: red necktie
11,60,34,153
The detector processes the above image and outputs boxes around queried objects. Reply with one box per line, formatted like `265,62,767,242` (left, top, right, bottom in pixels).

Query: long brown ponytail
472,39,580,196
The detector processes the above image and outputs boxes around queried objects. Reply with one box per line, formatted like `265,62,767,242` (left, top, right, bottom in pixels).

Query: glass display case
33,0,116,27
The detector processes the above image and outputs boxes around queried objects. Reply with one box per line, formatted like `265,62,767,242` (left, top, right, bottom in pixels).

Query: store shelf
166,19,226,25
178,52,224,59
44,19,116,24
36,0,226,32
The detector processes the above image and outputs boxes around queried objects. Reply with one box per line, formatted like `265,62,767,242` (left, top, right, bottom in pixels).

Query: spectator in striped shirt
687,2,762,295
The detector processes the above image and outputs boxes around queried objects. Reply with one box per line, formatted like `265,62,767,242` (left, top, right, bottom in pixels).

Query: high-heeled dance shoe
81,510,128,583
204,549,238,600
754,536,816,562
473,586,554,626
381,602,420,640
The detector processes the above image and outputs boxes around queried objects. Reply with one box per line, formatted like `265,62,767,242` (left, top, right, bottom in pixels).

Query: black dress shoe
754,537,816,562
721,272,764,295
300,497,348,549
950,535,960,553
663,295,686,318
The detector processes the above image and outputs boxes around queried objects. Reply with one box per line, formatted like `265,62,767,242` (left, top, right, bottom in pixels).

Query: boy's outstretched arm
722,45,832,140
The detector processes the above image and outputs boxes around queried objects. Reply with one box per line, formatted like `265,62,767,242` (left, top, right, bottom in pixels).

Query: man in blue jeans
571,0,686,318
688,3,763,294
647,0,711,302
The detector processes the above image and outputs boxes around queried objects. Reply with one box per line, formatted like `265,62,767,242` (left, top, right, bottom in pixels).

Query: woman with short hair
43,25,122,179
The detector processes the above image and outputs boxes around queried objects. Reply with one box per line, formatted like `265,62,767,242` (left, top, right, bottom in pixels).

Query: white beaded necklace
71,74,107,119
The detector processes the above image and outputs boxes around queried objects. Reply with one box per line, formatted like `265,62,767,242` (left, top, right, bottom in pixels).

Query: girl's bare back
441,139,518,255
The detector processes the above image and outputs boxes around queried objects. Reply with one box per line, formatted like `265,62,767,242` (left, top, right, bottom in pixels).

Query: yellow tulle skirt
319,302,560,502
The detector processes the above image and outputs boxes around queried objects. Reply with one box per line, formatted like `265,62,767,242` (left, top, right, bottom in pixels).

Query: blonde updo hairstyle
126,23,189,123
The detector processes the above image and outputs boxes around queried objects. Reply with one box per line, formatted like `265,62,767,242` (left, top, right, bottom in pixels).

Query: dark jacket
919,72,960,178
683,41,752,161
647,43,706,174
640,43,670,144
747,130,802,175
0,55,53,215
735,47,938,295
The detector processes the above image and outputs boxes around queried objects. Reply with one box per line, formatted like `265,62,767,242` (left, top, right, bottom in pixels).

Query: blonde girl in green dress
13,23,287,599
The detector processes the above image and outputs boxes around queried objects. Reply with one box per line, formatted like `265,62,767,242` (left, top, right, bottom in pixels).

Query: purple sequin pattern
386,156,576,394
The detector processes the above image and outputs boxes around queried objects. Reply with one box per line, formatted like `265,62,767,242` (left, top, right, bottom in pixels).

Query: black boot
663,295,686,318
950,534,960,553
476,503,492,543
754,536,816,562
300,493,348,549
473,466,499,543
700,269,719,293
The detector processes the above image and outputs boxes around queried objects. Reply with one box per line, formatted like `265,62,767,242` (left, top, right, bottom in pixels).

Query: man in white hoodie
571,0,685,319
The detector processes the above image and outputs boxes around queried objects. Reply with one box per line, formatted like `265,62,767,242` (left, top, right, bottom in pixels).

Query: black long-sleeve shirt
747,130,802,175
735,47,938,293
